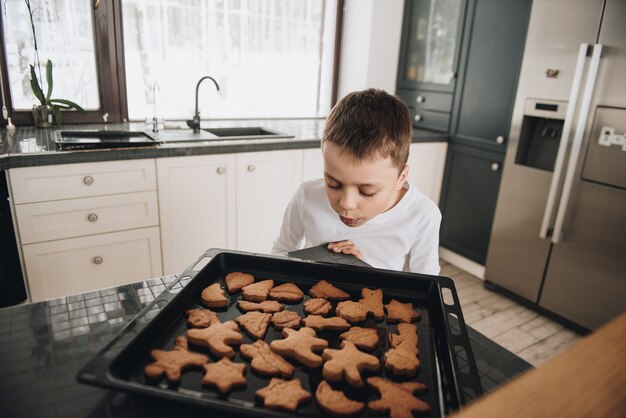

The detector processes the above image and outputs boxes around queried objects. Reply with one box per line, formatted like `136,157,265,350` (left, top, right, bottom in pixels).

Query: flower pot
32,105,54,128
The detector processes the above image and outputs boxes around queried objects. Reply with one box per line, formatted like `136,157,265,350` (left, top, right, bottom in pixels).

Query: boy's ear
396,164,409,188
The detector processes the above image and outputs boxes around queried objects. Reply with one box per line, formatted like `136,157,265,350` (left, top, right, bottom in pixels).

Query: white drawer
16,191,159,244
23,227,162,302
9,159,156,204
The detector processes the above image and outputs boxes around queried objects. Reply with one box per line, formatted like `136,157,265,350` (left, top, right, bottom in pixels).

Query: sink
55,130,160,151
158,126,294,143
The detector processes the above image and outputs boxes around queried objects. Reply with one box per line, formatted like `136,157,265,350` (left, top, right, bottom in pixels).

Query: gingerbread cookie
256,378,312,412
144,336,208,383
303,298,333,316
240,340,295,379
186,308,219,328
385,323,420,376
225,272,254,293
270,310,301,330
384,299,419,323
270,327,328,368
187,320,244,358
367,377,430,418
242,279,274,302
339,327,379,351
301,314,351,332
360,288,384,321
269,282,304,303
315,381,365,417
335,300,367,323
322,340,380,388
308,280,349,300
201,357,246,395
200,283,228,308
235,311,272,340
237,300,284,313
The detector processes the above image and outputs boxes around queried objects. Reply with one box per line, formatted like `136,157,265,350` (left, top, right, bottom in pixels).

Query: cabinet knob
496,136,505,144
414,114,423,122
92,256,103,265
491,163,500,172
216,167,226,175
416,96,425,103
83,176,94,185
247,164,256,172
87,213,98,222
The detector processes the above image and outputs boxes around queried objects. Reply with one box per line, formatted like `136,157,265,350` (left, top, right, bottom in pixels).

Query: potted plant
23,0,85,127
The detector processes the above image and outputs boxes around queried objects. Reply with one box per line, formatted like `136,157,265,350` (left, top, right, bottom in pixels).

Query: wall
337,0,404,99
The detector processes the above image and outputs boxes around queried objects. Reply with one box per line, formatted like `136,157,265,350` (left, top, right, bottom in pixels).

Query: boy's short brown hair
322,88,412,172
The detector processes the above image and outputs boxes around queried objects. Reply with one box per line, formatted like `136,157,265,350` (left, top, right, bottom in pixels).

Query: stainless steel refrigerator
484,0,625,330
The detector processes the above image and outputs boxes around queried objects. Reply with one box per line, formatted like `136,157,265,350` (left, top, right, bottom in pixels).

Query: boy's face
322,141,408,228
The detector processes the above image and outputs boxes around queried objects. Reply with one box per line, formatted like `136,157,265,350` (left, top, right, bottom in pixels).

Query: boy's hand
327,240,363,260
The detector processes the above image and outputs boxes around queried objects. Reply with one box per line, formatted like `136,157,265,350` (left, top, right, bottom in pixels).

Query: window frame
0,0,343,126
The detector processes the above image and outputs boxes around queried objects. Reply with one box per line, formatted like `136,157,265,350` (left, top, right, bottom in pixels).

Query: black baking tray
77,249,482,417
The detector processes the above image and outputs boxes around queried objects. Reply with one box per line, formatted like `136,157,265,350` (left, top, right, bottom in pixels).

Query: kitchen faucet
186,76,220,133
152,81,160,132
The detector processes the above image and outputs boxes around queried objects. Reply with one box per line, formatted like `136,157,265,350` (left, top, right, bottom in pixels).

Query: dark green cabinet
439,144,504,264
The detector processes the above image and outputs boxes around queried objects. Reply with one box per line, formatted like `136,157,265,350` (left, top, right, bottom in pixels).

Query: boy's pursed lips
340,216,358,226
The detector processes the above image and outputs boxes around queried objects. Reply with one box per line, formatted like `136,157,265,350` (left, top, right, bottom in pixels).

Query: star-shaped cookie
202,357,246,395
270,327,328,368
322,340,380,388
367,377,430,418
144,336,208,383
187,320,244,358
384,299,420,323
256,378,311,412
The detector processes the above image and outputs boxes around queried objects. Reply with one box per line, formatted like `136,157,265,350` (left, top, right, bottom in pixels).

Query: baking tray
77,249,482,416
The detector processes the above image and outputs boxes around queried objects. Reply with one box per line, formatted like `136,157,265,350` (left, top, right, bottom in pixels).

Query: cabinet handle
83,176,94,185
247,164,256,172
92,256,103,265
496,136,505,144
87,213,98,222
491,163,500,172
414,114,423,122
416,96,425,103
216,167,226,175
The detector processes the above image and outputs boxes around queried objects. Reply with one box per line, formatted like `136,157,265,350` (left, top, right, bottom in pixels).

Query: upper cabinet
397,0,466,92
396,0,467,132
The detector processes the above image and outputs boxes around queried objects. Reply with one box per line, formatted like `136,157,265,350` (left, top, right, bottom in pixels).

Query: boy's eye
360,190,376,197
326,181,341,189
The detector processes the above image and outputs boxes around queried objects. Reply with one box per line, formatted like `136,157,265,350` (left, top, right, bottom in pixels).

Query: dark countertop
0,119,447,171
0,247,530,418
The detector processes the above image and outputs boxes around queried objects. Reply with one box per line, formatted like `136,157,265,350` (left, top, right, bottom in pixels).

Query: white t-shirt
272,179,441,275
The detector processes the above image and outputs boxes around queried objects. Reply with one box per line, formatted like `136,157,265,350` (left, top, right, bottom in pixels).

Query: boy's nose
338,192,357,211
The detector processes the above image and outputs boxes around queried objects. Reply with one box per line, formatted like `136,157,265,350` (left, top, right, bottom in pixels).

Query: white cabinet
9,159,162,301
302,147,324,182
406,142,447,204
156,154,236,275
235,150,303,253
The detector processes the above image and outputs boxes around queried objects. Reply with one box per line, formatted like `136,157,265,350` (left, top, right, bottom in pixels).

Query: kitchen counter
0,119,447,171
0,247,530,418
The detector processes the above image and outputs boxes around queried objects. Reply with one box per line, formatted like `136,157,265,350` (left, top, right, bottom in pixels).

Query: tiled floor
440,260,583,367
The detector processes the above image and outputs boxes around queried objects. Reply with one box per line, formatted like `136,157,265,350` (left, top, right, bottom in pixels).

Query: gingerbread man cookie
239,340,295,379
144,336,208,383
201,357,246,395
308,280,350,300
187,320,244,358
367,377,430,418
322,340,380,388
186,308,219,328
270,327,328,368
384,299,420,323
200,283,228,308
235,311,272,340
269,282,304,303
242,279,274,302
256,378,312,412
315,381,365,417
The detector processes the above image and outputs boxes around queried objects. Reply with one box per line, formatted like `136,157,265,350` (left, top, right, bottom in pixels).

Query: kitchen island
0,247,531,418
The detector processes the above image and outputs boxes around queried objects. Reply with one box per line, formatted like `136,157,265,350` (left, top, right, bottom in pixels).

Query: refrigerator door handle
539,43,590,239
552,44,603,244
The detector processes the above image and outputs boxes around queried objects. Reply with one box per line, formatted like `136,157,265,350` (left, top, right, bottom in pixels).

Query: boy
272,89,441,275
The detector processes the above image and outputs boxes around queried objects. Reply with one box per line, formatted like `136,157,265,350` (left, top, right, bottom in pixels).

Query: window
0,0,341,125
